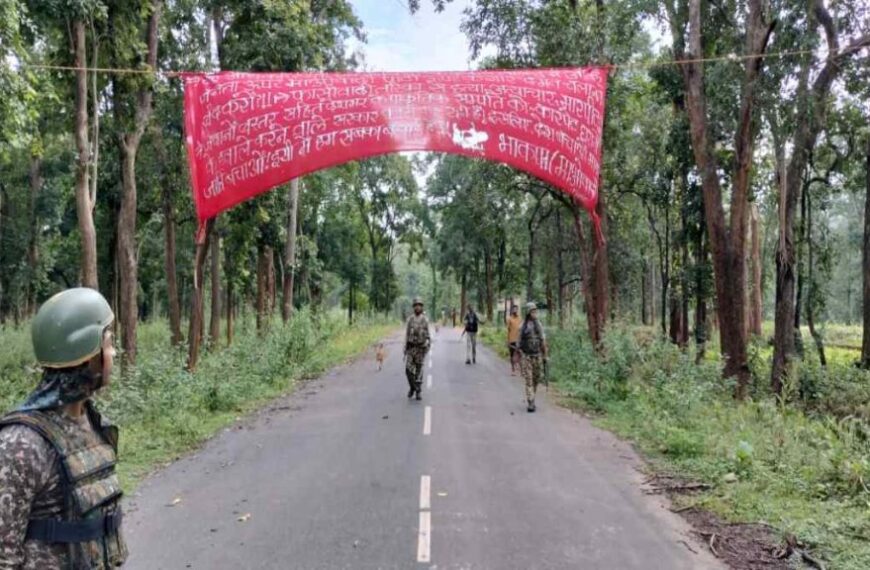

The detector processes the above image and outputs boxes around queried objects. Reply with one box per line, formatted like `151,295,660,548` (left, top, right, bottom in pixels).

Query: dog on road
375,343,386,371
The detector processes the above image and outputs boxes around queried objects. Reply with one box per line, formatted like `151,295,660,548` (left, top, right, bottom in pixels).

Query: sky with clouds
348,0,487,72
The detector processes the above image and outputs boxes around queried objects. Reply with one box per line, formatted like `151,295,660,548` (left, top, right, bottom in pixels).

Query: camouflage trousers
405,346,428,392
521,353,544,402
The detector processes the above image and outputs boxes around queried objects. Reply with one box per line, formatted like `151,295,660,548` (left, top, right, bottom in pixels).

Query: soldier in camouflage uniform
519,302,548,413
404,298,431,401
0,288,127,569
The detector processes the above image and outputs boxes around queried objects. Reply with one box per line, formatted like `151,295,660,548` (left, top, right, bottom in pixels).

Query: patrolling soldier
404,298,431,400
519,302,548,413
0,288,127,569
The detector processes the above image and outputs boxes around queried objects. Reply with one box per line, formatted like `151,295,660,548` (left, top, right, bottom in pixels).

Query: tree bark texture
73,20,98,290
862,135,870,367
282,178,300,322
160,153,183,346
187,219,214,372
209,233,221,347
747,203,763,336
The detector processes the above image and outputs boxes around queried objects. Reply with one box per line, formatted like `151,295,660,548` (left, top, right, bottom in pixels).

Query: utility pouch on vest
520,321,543,354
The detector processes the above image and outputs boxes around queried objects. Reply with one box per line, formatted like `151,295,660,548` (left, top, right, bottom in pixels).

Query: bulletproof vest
520,319,544,354
0,405,127,569
464,313,479,333
407,315,429,346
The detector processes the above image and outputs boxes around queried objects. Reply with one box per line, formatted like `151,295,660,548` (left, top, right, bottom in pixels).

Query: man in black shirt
461,306,480,364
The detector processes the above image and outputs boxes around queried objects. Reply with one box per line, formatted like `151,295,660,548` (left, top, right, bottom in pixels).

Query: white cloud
349,0,479,72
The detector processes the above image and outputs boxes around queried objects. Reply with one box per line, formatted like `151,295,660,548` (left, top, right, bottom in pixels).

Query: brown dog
375,343,386,371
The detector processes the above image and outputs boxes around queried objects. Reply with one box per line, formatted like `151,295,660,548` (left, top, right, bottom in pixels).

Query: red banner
183,69,607,227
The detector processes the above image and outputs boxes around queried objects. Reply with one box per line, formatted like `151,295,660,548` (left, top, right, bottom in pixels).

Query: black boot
527,400,536,413
408,388,415,398
415,390,422,400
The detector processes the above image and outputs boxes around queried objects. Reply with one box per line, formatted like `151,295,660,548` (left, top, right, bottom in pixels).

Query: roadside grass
479,323,870,569
1,310,395,490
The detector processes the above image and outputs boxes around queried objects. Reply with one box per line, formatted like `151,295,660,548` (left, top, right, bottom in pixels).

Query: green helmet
412,297,424,306
526,302,538,312
32,288,114,368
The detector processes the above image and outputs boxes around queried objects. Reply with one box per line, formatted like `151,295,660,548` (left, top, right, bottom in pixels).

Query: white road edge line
426,374,432,389
423,406,432,436
417,511,431,563
420,475,431,510
428,358,432,369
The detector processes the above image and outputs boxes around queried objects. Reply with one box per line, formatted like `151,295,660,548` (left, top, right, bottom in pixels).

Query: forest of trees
0,0,868,391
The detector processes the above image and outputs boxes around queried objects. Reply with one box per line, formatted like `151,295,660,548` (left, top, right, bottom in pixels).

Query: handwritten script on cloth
183,69,607,225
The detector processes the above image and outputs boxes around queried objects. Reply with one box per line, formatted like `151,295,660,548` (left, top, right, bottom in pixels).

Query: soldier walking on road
404,298,431,400
460,306,480,365
520,302,548,413
0,288,127,570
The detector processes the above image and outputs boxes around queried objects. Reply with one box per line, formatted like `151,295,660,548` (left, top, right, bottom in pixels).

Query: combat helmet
525,302,538,312
412,297,424,306
32,288,114,368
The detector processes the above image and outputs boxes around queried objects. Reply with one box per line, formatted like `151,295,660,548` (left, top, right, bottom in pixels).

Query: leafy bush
523,325,870,569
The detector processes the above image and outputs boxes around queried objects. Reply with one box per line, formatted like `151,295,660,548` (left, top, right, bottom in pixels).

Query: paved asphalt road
125,327,722,570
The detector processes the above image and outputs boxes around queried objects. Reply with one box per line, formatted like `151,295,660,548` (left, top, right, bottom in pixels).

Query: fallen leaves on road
237,513,252,522
167,497,182,507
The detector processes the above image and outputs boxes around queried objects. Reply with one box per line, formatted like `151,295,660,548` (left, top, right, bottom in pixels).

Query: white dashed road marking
423,406,432,436
426,374,432,389
420,475,431,510
417,511,431,563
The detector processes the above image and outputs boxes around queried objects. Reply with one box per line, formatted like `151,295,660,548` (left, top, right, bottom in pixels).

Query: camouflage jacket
405,313,431,350
0,406,126,570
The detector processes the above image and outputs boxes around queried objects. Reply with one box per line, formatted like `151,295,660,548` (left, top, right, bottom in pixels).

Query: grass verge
1,310,395,490
479,324,870,570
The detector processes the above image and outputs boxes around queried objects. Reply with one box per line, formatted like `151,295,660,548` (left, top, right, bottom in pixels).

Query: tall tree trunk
795,179,806,357
526,228,536,302
348,279,354,325
73,20,98,289
187,220,214,372
747,203,763,336
695,207,709,363
460,271,467,318
668,294,681,344
571,206,600,347
861,135,870,367
771,0,868,392
805,189,826,366
160,156,183,346
27,154,42,313
282,179,300,322
484,249,494,322
268,246,277,314
114,0,161,368
592,197,609,337
209,233,221,347
681,0,773,398
226,276,234,348
641,263,649,325
556,209,566,329
256,244,270,335
680,195,690,347
116,149,139,365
